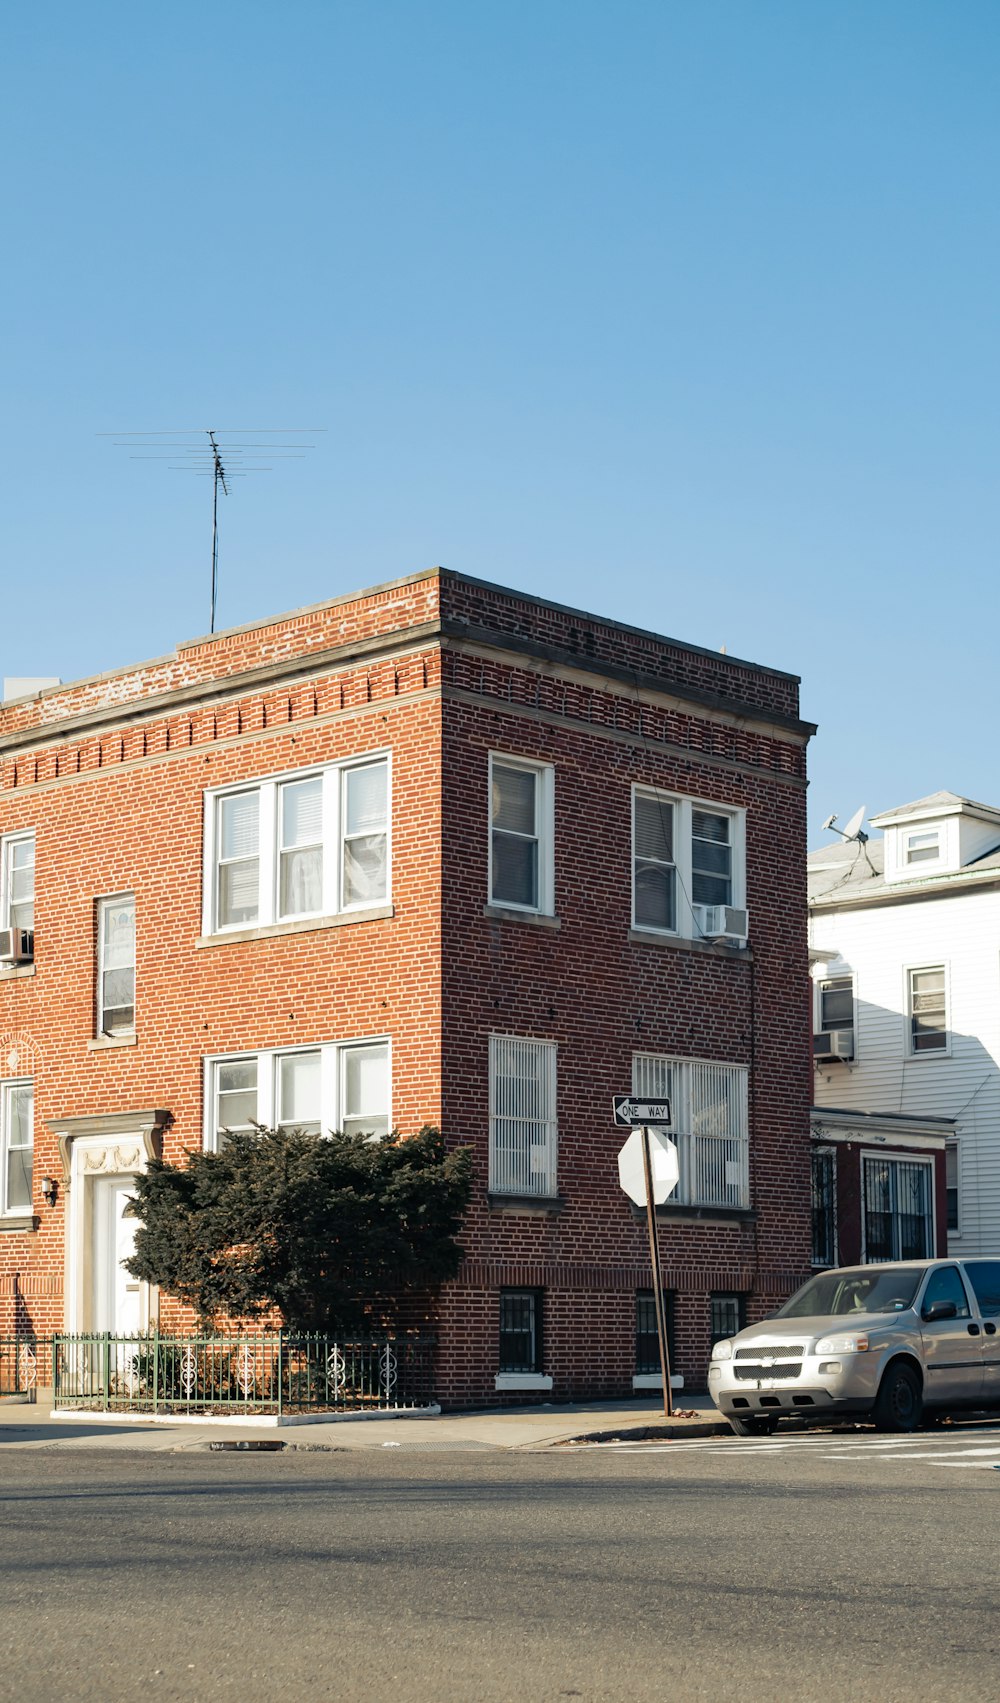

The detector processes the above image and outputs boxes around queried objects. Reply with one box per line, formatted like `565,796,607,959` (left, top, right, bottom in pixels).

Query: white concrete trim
632,1373,685,1391
494,1372,553,1392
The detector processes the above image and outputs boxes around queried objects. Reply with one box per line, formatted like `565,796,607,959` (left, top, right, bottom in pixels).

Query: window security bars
863,1157,933,1262
51,1332,436,1416
635,1290,675,1374
632,1055,749,1209
811,1148,837,1267
709,1294,744,1347
499,1291,541,1373
489,1036,558,1196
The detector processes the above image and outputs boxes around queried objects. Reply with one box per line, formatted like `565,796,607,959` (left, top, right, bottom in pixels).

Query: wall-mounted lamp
40,1176,57,1207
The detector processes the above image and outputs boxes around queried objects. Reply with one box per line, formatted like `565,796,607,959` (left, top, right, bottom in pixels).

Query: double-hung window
632,1054,749,1209
488,1035,558,1196
631,790,743,939
205,1040,390,1150
489,756,554,914
905,829,940,866
811,1147,837,1266
205,756,390,934
946,1142,960,1235
908,966,947,1055
819,977,854,1032
97,895,135,1035
1,832,35,934
1,1079,33,1219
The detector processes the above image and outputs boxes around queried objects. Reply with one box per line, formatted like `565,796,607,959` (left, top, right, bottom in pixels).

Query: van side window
921,1265,970,1319
964,1262,1000,1318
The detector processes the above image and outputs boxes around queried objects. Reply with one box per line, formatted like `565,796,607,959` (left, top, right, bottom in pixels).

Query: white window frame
861,1151,936,1263
905,962,949,1059
202,754,391,935
0,1078,33,1219
816,975,855,1036
632,1053,749,1209
904,828,941,866
96,893,136,1037
203,1038,391,1152
0,831,35,934
487,754,555,916
488,1035,558,1197
630,789,745,940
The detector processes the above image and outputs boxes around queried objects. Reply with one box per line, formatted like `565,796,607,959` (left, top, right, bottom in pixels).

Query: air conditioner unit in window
813,1028,854,1063
696,905,749,945
0,928,33,964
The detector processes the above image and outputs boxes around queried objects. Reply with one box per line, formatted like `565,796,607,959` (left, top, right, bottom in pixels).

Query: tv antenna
822,805,868,845
101,428,324,633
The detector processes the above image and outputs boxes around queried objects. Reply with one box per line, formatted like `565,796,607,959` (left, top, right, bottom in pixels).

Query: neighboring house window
710,1294,745,1347
811,1147,837,1267
205,756,390,933
908,966,947,1054
205,1040,390,1150
488,1035,558,1196
1,832,35,933
630,791,744,938
489,756,554,914
946,1143,960,1235
499,1289,543,1374
863,1155,934,1261
905,829,940,865
97,895,135,1035
1,1079,33,1218
635,1289,676,1373
819,977,853,1032
632,1054,749,1209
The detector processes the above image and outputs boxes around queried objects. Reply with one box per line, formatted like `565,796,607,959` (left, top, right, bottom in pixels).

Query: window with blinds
489,1035,558,1196
1,1079,33,1219
206,755,390,933
489,756,554,914
97,894,136,1035
908,966,947,1054
1,832,35,934
629,789,743,940
206,1040,390,1150
632,1053,749,1209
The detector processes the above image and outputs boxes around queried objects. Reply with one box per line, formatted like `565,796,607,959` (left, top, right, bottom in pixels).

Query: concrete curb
553,1418,731,1445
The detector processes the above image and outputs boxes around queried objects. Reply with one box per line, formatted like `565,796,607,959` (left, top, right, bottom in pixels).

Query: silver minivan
708,1258,1000,1435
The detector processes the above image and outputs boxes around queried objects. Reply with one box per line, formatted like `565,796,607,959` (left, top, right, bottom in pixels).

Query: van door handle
985,1322,997,1336
968,1323,981,1335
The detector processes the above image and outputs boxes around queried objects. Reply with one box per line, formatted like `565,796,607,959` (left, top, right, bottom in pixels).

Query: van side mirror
922,1299,958,1322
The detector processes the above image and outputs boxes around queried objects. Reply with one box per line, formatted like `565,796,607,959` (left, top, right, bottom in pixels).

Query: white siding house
809,791,1000,1258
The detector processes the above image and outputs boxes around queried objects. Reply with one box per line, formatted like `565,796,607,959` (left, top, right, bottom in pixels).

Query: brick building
0,568,814,1405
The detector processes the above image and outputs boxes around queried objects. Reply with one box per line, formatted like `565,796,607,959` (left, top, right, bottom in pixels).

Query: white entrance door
91,1177,143,1335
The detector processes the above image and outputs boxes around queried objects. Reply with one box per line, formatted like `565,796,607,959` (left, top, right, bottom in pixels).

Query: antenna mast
102,428,323,633
208,431,229,634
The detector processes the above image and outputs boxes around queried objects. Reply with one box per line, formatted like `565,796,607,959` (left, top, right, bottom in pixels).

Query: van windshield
774,1267,922,1319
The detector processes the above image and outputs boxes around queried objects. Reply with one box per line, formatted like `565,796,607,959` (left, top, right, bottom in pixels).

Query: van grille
733,1344,804,1381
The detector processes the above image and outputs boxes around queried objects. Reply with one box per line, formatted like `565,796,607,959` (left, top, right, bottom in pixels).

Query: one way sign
612,1095,671,1128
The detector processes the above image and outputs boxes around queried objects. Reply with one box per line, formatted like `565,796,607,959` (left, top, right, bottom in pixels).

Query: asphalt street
2,1428,999,1703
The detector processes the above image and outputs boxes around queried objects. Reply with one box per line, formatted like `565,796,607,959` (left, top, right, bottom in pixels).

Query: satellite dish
843,805,866,840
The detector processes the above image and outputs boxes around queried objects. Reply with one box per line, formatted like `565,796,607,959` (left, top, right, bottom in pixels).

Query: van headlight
813,1333,869,1355
711,1339,732,1361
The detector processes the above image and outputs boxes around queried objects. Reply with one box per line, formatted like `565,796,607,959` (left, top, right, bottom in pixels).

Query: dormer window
905,829,940,865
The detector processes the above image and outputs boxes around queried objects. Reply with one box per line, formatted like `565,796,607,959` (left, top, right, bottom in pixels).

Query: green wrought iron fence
0,1335,46,1400
52,1332,436,1416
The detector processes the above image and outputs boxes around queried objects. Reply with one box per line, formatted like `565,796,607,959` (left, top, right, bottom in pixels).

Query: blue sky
3,2,997,842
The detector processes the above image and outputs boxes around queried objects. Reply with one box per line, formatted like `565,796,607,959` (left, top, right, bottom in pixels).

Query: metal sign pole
640,1126,673,1419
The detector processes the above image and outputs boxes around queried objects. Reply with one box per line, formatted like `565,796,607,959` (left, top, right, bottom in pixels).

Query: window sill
196,906,395,948
628,929,752,961
487,1192,565,1215
630,1203,755,1226
495,1373,553,1392
0,1215,38,1233
483,905,561,930
87,1033,138,1051
632,1373,685,1391
0,962,35,980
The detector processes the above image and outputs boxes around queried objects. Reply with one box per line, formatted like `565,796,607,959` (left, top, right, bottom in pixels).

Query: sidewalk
0,1394,727,1453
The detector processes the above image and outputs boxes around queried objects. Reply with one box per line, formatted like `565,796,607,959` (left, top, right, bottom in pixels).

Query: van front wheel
873,1363,922,1432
